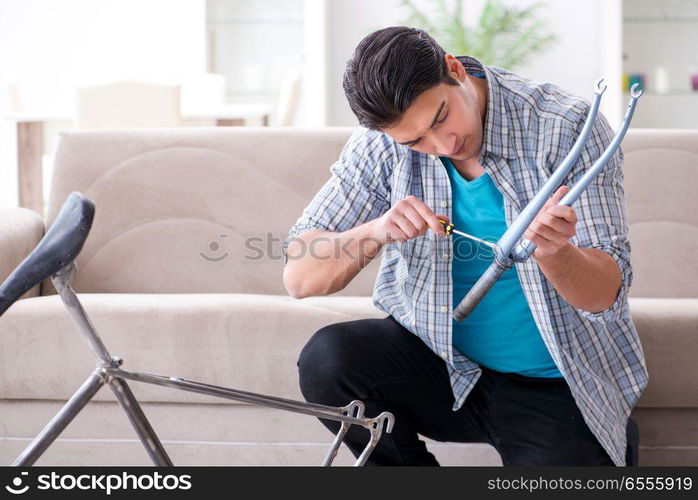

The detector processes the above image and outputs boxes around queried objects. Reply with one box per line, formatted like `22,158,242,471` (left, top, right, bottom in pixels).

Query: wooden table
183,102,274,126
6,103,275,216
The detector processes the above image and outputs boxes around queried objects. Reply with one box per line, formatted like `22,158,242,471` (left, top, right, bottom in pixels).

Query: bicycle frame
11,260,394,467
452,80,643,322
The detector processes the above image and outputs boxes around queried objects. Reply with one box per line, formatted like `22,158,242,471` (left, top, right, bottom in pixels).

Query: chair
274,69,302,126
180,73,227,116
75,81,182,129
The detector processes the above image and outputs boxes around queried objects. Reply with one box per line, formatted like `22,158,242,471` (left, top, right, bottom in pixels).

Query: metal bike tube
510,84,644,261
496,79,607,258
353,413,395,466
52,262,173,466
452,258,512,322
108,376,174,466
52,262,112,365
13,370,107,466
107,368,376,427
453,81,642,323
106,368,396,466
321,401,365,466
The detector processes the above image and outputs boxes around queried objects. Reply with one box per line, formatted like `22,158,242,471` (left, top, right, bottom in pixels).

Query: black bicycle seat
0,192,95,317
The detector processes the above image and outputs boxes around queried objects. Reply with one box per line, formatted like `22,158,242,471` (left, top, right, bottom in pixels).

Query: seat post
52,262,113,366
49,260,173,466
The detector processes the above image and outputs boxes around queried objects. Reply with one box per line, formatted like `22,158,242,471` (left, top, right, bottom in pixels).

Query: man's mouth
452,138,466,156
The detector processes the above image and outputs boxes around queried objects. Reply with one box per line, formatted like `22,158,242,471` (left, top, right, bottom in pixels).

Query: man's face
382,56,486,162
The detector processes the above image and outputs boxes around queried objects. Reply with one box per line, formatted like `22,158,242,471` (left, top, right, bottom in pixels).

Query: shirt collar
456,55,516,160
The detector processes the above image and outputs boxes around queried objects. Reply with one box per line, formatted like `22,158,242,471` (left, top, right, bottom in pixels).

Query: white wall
325,0,623,128
326,0,407,128
622,0,698,128
0,0,206,209
296,0,330,127
0,0,629,209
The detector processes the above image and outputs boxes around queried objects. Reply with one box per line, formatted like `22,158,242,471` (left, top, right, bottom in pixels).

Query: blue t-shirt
441,156,563,378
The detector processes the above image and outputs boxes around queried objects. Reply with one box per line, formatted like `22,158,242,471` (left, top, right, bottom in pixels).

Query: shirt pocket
396,235,433,262
396,236,435,301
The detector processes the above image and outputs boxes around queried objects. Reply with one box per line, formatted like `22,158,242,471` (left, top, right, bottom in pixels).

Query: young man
282,26,647,466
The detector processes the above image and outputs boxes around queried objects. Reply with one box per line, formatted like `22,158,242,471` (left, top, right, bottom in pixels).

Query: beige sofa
0,127,696,466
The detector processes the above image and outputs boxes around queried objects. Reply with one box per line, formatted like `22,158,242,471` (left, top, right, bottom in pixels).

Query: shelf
623,90,698,96
208,18,303,25
227,91,279,101
623,16,698,23
228,89,279,95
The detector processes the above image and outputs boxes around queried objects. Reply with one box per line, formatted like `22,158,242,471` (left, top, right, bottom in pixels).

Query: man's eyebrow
397,100,446,145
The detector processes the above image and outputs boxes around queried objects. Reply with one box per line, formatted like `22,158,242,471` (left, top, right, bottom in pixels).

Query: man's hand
370,195,449,244
524,185,579,260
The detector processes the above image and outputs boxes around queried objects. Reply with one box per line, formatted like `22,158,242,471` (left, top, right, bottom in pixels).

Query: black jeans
297,315,638,466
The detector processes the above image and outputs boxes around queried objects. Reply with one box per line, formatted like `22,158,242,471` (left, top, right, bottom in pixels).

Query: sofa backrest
623,129,698,298
42,127,383,296
42,127,697,299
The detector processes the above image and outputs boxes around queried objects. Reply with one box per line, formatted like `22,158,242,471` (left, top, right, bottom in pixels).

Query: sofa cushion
623,129,698,298
2,293,696,409
0,293,386,404
0,207,44,300
41,127,380,298
630,297,698,407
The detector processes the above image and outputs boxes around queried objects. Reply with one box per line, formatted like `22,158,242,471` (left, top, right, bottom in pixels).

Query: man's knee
297,321,366,403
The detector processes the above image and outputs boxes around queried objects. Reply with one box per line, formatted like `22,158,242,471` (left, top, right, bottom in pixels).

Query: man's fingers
385,222,407,242
545,205,578,223
528,220,568,244
402,204,429,236
409,197,448,237
392,213,419,241
551,185,569,203
525,227,552,246
434,214,450,237
539,185,569,216
537,213,575,238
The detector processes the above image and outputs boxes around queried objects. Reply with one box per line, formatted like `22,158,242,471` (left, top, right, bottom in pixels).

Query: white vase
653,66,670,94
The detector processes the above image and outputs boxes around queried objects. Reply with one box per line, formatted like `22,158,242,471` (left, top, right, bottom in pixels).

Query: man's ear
443,54,466,82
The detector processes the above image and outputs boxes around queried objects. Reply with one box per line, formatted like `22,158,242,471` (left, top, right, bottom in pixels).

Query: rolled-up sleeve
564,110,633,323
282,128,393,265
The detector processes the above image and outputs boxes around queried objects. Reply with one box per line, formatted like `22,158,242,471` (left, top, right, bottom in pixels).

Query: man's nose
432,134,457,156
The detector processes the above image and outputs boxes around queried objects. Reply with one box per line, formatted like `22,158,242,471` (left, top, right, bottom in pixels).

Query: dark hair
342,26,460,130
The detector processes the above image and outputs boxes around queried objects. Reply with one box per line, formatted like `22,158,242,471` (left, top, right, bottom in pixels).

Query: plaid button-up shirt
283,55,648,466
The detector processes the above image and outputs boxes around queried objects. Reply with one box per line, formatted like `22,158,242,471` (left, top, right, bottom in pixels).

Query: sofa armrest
0,208,45,298
630,297,698,408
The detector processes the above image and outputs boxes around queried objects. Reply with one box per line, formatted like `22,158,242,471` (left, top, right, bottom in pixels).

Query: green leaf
398,0,557,70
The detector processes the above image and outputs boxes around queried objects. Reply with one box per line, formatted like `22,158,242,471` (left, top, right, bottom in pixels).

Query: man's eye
407,112,448,147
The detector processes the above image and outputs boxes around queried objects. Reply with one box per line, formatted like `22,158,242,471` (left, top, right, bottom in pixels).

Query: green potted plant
399,0,557,70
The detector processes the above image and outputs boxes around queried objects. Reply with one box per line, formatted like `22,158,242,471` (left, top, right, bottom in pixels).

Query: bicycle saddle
0,192,95,318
